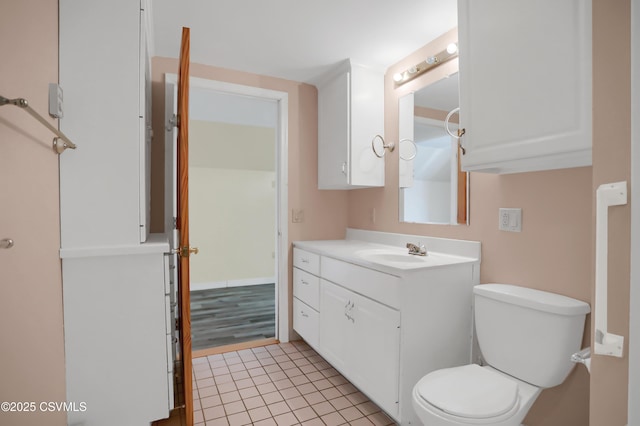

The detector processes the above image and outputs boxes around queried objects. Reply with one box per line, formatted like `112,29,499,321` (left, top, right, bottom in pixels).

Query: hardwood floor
190,284,276,351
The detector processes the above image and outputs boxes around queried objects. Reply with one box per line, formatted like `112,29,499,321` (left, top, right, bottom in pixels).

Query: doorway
164,74,290,354
189,88,279,352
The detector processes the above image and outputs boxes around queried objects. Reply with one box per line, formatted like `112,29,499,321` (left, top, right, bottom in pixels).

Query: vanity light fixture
393,42,459,86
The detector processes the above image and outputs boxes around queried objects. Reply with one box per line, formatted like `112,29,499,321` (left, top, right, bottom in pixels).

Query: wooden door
176,27,194,426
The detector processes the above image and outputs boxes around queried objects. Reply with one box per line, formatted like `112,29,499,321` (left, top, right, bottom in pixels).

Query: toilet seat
414,364,521,423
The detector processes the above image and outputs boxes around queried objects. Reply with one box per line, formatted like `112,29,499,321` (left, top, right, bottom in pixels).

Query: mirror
399,71,468,225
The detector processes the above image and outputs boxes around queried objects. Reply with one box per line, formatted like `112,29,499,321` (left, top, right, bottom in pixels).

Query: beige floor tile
192,342,395,426
220,390,241,404
238,386,260,399
273,411,298,426
285,395,309,411
243,395,265,410
267,400,291,416
248,406,272,422
262,390,285,405
223,400,245,416
253,418,277,426
321,411,347,426
203,405,226,421
226,411,251,426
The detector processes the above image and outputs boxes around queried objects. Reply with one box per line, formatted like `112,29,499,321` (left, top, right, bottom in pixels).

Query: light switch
292,209,304,223
499,208,522,232
49,83,63,118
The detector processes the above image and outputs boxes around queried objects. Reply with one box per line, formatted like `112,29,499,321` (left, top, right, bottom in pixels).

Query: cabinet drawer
293,248,320,275
293,268,320,310
293,297,319,349
321,256,400,309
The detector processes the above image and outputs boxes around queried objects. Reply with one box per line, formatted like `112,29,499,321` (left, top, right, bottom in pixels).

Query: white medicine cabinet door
317,60,385,189
457,0,592,174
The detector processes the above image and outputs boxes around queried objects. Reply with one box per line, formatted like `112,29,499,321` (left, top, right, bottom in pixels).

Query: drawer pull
301,310,309,318
301,280,309,285
301,258,310,263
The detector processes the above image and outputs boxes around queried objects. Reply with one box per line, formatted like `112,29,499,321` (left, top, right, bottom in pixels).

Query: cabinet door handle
341,162,347,176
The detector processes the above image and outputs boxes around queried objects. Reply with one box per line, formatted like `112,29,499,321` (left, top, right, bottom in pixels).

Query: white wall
189,167,276,285
188,117,277,286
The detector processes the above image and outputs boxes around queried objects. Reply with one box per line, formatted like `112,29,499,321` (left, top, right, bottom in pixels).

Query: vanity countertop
293,238,479,276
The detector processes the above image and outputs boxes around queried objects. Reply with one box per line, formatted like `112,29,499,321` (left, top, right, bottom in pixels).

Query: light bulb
446,43,458,55
393,72,405,83
426,56,438,65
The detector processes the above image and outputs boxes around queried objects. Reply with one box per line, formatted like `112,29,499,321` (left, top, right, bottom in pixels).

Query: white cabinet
317,59,385,189
293,248,321,349
458,0,592,174
320,279,400,417
59,1,172,424
294,236,480,425
61,237,171,426
60,0,152,247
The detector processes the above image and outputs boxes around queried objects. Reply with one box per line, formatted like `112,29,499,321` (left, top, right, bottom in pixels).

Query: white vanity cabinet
293,234,480,425
317,59,385,189
293,248,321,349
457,0,592,174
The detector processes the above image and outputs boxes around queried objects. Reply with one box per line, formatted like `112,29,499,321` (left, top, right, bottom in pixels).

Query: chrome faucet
406,242,427,256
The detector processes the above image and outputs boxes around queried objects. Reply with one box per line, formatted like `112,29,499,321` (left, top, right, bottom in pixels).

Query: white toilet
412,284,590,426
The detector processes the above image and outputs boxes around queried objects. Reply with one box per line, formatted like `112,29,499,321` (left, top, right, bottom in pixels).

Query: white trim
165,74,290,343
59,234,169,258
191,277,275,292
629,0,639,422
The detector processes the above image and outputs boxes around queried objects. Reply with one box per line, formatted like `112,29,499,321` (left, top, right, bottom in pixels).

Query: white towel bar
594,181,627,357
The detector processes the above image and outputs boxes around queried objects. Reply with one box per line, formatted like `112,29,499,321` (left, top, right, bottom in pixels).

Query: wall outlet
499,208,522,232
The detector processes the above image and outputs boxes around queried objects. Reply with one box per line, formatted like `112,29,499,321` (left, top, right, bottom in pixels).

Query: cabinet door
349,63,385,187
319,280,400,418
318,71,350,189
458,0,591,173
319,279,352,372
349,291,400,418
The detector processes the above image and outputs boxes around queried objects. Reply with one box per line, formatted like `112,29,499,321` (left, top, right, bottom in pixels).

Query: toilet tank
474,284,590,388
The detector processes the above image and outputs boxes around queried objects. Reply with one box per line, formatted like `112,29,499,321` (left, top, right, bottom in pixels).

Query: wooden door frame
164,73,290,344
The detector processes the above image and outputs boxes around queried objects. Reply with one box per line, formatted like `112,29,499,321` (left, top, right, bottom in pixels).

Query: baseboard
191,277,275,292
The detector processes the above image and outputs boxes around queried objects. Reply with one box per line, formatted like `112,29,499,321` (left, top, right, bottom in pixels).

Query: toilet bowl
411,284,590,426
412,365,540,426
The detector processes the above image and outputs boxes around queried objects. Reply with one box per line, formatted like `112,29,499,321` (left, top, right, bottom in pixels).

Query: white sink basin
355,248,433,269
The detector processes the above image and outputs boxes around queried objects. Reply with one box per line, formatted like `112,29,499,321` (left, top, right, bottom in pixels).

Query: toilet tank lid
474,284,591,316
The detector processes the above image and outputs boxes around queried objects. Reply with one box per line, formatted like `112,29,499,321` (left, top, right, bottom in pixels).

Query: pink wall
590,0,631,424
348,29,594,426
0,1,67,425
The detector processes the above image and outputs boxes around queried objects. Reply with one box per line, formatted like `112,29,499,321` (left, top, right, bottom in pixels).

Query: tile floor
192,341,397,426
